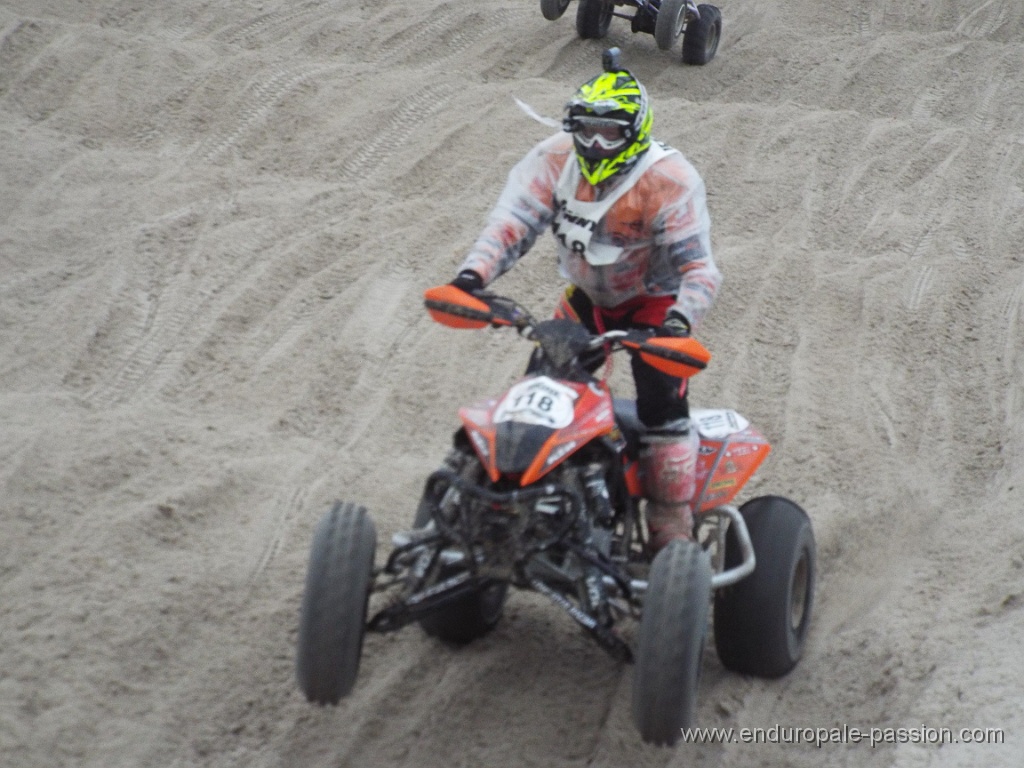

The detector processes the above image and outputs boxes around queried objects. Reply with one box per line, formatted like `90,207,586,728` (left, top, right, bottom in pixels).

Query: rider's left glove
660,310,692,338
450,270,484,295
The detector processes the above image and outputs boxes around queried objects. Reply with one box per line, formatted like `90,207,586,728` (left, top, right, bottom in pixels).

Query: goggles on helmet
568,116,630,150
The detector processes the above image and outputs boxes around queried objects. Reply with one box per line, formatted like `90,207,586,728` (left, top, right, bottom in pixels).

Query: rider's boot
639,425,699,554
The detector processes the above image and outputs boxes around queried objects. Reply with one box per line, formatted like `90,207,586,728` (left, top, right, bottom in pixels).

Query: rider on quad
449,51,722,553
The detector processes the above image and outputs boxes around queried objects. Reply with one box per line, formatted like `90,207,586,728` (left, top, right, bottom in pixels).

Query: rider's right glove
660,310,692,338
450,270,484,295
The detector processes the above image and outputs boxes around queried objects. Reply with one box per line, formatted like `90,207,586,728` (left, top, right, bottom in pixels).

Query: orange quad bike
541,0,722,65
295,286,816,746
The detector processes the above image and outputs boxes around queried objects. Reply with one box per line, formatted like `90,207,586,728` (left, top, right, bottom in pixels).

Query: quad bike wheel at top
543,0,721,65
576,0,613,39
540,0,571,21
682,4,722,65
654,0,688,51
658,1,723,64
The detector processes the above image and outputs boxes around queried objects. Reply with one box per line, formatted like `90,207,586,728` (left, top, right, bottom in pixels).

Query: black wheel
296,501,376,704
713,495,816,678
576,0,613,39
418,565,508,644
414,456,508,644
540,0,571,21
682,4,721,65
654,0,687,51
632,539,713,746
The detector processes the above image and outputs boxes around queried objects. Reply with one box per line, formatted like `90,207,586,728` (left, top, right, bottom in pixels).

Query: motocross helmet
563,50,653,186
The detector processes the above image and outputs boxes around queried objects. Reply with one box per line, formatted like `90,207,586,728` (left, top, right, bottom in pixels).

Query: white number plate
493,376,579,429
690,408,751,439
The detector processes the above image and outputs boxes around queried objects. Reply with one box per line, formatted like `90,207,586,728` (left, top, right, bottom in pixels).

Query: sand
2,0,1023,766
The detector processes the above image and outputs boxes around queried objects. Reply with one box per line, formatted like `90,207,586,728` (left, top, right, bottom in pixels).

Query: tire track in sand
214,1,328,47
336,83,454,182
906,264,934,312
955,0,1011,39
252,254,385,375
246,483,313,590
81,201,269,407
852,2,872,36
369,2,535,69
191,63,341,164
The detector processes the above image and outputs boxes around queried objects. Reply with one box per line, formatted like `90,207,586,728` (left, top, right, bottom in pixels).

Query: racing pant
554,286,697,549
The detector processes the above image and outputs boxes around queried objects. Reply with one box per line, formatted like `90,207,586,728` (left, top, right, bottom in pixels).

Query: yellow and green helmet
562,52,653,185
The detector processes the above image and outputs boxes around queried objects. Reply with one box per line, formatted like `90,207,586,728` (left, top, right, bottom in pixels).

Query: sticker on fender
691,407,750,439
493,376,579,429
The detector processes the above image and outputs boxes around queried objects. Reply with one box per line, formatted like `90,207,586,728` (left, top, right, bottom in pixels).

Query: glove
450,270,484,294
660,310,692,338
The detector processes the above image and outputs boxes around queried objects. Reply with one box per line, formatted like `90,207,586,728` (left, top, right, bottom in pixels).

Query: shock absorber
582,463,614,526
579,463,615,622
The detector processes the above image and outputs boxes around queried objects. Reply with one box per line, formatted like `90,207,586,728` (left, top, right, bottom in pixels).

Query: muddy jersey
459,132,721,328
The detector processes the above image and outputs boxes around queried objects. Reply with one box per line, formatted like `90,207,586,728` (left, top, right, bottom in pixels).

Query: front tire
296,502,376,704
713,495,816,677
654,0,687,51
632,539,713,746
682,4,721,65
576,0,613,39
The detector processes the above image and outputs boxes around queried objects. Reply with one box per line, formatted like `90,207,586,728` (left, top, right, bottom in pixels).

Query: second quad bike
541,0,722,65
296,285,816,746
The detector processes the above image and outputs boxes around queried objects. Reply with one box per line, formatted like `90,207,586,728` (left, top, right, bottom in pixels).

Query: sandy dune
2,0,1022,765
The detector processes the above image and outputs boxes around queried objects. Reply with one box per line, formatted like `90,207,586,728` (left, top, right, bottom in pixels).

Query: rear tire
713,495,816,677
540,0,571,21
576,0,612,39
632,539,713,746
418,568,507,644
654,0,687,51
296,502,376,704
682,4,721,65
414,458,508,644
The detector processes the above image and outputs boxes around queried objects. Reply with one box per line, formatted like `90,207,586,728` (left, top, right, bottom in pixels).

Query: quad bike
296,285,816,746
541,0,722,65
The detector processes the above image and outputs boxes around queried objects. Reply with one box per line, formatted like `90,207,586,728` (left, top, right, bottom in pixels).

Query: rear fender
691,408,771,512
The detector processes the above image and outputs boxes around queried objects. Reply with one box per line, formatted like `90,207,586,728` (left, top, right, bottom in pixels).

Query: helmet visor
569,116,629,151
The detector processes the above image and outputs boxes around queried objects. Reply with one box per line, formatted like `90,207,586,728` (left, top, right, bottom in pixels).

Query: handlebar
424,284,711,380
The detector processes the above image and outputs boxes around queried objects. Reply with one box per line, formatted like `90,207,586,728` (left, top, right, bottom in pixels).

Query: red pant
554,286,689,431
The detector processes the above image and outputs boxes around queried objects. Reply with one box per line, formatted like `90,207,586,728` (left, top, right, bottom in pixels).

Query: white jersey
460,132,721,327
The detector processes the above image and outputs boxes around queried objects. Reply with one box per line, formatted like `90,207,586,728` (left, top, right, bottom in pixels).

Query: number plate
493,376,579,429
691,408,751,439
